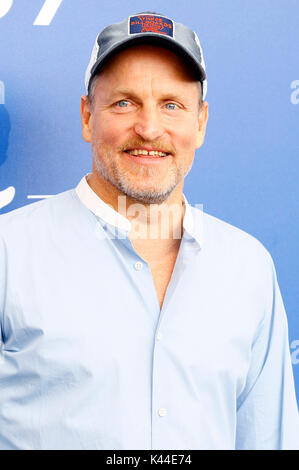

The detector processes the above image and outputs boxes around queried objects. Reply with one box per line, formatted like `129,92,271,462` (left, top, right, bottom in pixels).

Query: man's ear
80,95,92,143
195,101,209,149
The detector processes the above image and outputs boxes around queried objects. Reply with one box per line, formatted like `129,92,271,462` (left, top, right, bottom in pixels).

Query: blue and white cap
85,12,207,99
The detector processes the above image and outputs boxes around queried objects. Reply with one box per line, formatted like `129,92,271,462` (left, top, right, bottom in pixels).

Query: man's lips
123,146,171,152
123,147,171,157
122,149,171,164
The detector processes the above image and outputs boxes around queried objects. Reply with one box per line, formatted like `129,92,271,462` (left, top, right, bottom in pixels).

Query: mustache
120,139,176,155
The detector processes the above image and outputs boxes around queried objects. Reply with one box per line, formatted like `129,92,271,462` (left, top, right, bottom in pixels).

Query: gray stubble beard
92,142,192,205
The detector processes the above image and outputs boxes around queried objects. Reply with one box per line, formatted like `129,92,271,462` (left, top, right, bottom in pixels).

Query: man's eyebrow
109,88,188,102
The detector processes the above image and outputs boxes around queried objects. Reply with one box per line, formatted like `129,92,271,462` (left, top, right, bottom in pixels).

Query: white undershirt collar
75,173,202,246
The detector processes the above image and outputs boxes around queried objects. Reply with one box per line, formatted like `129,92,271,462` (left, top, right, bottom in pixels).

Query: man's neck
86,172,185,245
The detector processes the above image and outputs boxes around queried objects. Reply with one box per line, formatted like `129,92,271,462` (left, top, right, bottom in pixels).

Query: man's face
81,44,208,204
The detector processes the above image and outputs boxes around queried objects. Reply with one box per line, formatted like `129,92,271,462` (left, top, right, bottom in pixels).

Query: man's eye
116,100,130,107
165,103,178,110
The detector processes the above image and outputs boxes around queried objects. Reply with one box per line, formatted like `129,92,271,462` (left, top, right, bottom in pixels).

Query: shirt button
134,261,143,271
158,408,167,417
157,331,162,341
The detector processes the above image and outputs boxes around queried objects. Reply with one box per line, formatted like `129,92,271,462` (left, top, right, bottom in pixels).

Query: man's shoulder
192,205,273,266
0,188,77,238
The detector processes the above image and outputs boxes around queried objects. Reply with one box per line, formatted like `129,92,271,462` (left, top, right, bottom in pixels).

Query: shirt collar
75,174,202,247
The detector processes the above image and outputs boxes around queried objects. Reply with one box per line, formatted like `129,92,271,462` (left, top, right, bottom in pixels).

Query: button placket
158,408,167,417
134,261,143,271
156,331,162,341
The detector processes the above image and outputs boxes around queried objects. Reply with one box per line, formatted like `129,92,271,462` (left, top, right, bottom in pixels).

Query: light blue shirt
0,174,298,450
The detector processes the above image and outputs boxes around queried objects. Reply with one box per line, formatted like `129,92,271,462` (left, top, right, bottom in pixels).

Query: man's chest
3,238,264,436
147,254,179,310
3,234,262,384
130,240,181,310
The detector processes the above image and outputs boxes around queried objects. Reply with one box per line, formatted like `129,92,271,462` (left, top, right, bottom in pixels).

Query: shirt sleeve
236,252,299,450
0,234,6,344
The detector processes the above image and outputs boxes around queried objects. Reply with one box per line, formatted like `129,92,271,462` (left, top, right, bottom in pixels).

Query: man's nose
133,105,164,141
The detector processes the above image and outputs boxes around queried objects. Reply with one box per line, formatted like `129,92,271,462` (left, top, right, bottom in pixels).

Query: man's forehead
100,43,199,80
106,87,195,101
94,73,200,101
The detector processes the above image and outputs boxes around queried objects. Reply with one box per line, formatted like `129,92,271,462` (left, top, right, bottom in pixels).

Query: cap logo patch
129,15,174,37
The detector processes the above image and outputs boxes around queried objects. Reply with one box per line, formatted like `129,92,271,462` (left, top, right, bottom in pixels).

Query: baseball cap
85,12,207,100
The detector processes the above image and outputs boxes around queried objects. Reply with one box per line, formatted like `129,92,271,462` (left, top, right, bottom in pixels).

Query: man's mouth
124,148,169,158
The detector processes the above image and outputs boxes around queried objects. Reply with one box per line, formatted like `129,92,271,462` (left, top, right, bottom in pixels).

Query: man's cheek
179,133,197,151
101,126,122,145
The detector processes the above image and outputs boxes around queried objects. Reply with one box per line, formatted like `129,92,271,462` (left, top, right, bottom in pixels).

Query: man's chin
117,184,174,205
93,159,177,204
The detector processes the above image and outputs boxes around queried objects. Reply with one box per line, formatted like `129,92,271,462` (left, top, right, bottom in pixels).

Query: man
0,12,298,450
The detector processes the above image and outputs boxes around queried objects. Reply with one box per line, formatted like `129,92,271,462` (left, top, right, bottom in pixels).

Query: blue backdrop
0,0,298,405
